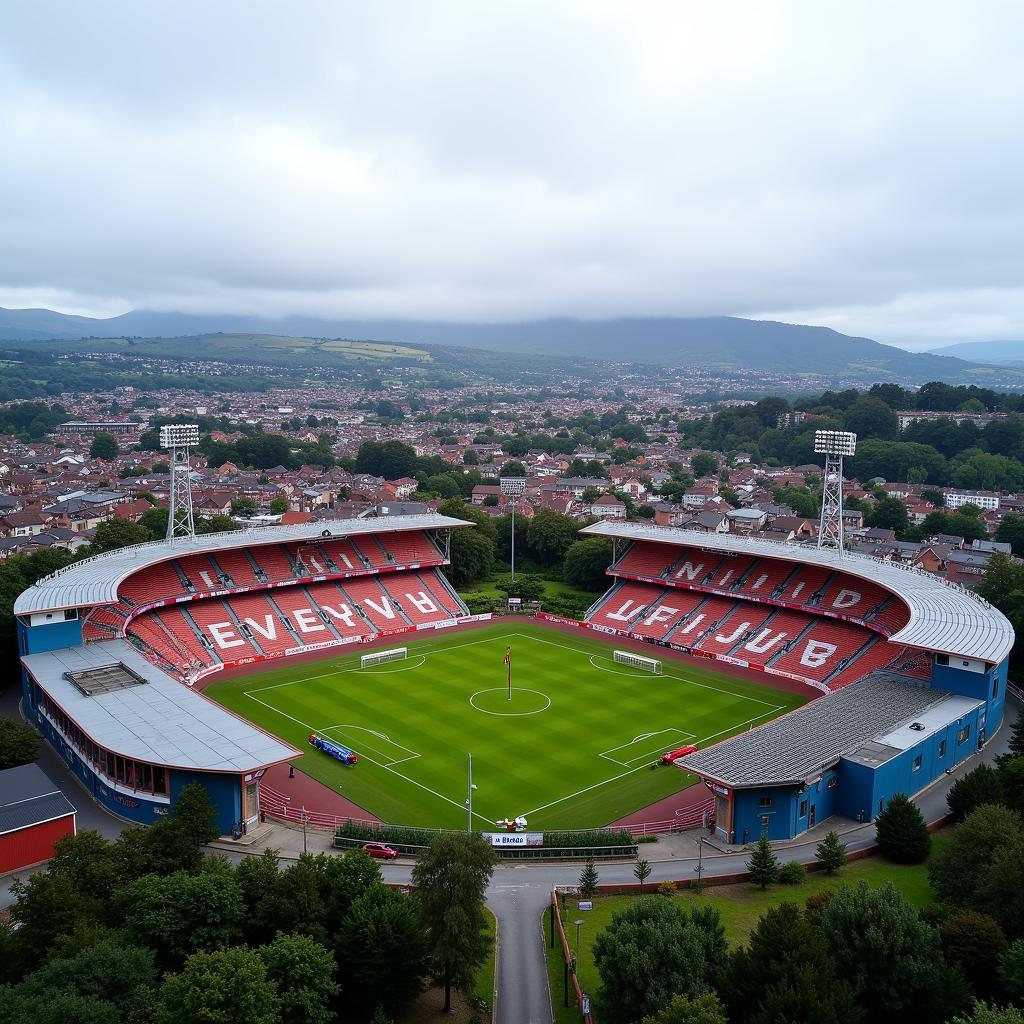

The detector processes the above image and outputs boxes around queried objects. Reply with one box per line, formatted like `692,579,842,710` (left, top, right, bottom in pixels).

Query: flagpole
506,645,512,701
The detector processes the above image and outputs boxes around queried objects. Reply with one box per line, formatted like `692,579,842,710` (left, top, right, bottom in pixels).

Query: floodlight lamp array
500,477,527,496
159,424,200,448
813,430,857,457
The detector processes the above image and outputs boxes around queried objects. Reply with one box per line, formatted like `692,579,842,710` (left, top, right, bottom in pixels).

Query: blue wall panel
19,618,82,655
171,770,241,835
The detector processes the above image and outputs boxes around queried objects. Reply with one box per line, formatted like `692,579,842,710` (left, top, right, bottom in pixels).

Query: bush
815,830,848,874
636,834,658,844
657,880,677,897
804,890,834,927
778,860,807,885
875,792,931,863
948,764,1004,822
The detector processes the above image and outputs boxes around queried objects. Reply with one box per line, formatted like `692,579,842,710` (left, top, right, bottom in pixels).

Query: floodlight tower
814,429,857,555
160,424,200,543
500,477,527,582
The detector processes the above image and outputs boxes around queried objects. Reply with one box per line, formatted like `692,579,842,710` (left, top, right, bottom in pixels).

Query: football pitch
204,624,807,830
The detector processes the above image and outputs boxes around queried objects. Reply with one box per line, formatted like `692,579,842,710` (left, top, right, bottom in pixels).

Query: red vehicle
362,841,399,860
661,744,698,765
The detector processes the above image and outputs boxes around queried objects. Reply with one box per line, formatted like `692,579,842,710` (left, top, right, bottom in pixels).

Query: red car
363,841,399,860
661,744,698,765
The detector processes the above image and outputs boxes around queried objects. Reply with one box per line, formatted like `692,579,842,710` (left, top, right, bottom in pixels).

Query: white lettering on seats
306,557,323,573
338,553,354,569
800,640,837,668
208,622,245,649
717,570,735,586
675,614,706,635
245,615,278,641
743,629,789,654
714,621,749,646
607,600,644,622
642,605,678,626
321,603,358,628
831,589,861,610
363,596,396,620
293,608,326,634
406,591,439,614
198,570,215,588
673,561,704,581
790,582,806,599
749,574,769,591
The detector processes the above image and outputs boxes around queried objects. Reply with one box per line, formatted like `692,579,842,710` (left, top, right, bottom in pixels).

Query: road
2,689,1018,1024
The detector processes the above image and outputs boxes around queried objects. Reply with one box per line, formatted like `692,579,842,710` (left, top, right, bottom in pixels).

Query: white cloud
1,1,1023,342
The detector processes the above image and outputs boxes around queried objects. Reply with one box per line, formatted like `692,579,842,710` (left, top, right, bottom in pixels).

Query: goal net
614,650,662,674
361,647,408,668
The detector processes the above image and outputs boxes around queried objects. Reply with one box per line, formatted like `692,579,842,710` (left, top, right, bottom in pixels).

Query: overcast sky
2,1,1022,348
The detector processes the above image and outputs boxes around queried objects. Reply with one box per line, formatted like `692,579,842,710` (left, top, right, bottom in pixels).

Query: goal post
614,650,662,674
360,647,408,669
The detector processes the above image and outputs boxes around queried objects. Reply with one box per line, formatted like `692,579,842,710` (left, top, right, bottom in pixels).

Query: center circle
469,687,552,717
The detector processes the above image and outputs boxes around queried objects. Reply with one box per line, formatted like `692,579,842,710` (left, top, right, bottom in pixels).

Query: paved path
3,689,1018,1024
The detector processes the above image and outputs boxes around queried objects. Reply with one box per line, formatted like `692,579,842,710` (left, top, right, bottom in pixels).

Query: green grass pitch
204,624,807,830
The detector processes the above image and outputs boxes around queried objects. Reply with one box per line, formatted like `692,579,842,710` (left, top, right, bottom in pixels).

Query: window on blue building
957,725,970,745
759,796,772,808
760,815,770,828
799,799,808,817
912,755,922,772
938,739,946,758
993,677,999,698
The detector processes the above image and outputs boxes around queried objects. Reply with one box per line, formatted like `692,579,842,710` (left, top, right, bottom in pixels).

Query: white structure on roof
15,514,471,617
22,639,297,773
580,520,1015,665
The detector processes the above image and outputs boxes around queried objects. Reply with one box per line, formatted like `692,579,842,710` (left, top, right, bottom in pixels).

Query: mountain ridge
0,306,1014,382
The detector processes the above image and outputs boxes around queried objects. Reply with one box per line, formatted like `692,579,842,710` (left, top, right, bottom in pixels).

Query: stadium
15,510,1014,841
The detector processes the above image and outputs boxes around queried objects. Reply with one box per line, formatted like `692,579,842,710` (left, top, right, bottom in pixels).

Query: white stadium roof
15,514,470,617
581,521,1014,666
22,639,298,773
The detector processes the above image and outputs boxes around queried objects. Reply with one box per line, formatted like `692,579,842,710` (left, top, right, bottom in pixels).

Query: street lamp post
466,752,478,833
574,918,584,1006
694,835,705,889
500,477,526,582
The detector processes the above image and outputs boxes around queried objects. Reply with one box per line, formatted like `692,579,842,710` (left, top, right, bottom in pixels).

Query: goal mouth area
613,649,663,674
360,646,408,669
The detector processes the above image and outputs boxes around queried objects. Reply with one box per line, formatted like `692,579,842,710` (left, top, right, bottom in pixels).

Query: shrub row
334,820,636,850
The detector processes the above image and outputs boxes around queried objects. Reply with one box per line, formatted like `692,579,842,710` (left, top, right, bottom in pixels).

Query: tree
257,932,338,1024
89,432,119,460
951,1005,1024,1024
230,495,257,516
726,902,862,1024
269,495,289,515
746,834,778,890
356,440,417,479
641,992,728,1024
11,939,157,1016
89,518,152,553
0,989,125,1024
335,883,428,1013
948,764,1005,821
316,847,383,934
563,537,615,590
437,499,496,586
501,459,526,477
875,792,930,863
156,948,280,1024
999,938,1024,1006
462,448,478,464
411,832,496,1012
172,782,220,848
579,856,599,899
866,496,909,534
634,856,652,893
820,881,963,1023
999,758,1024,818
939,911,1008,1000
929,805,1024,912
592,898,719,1024
996,514,1024,557
0,716,38,770
120,865,245,967
691,453,718,478
815,831,848,874
527,508,580,566
844,396,899,440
